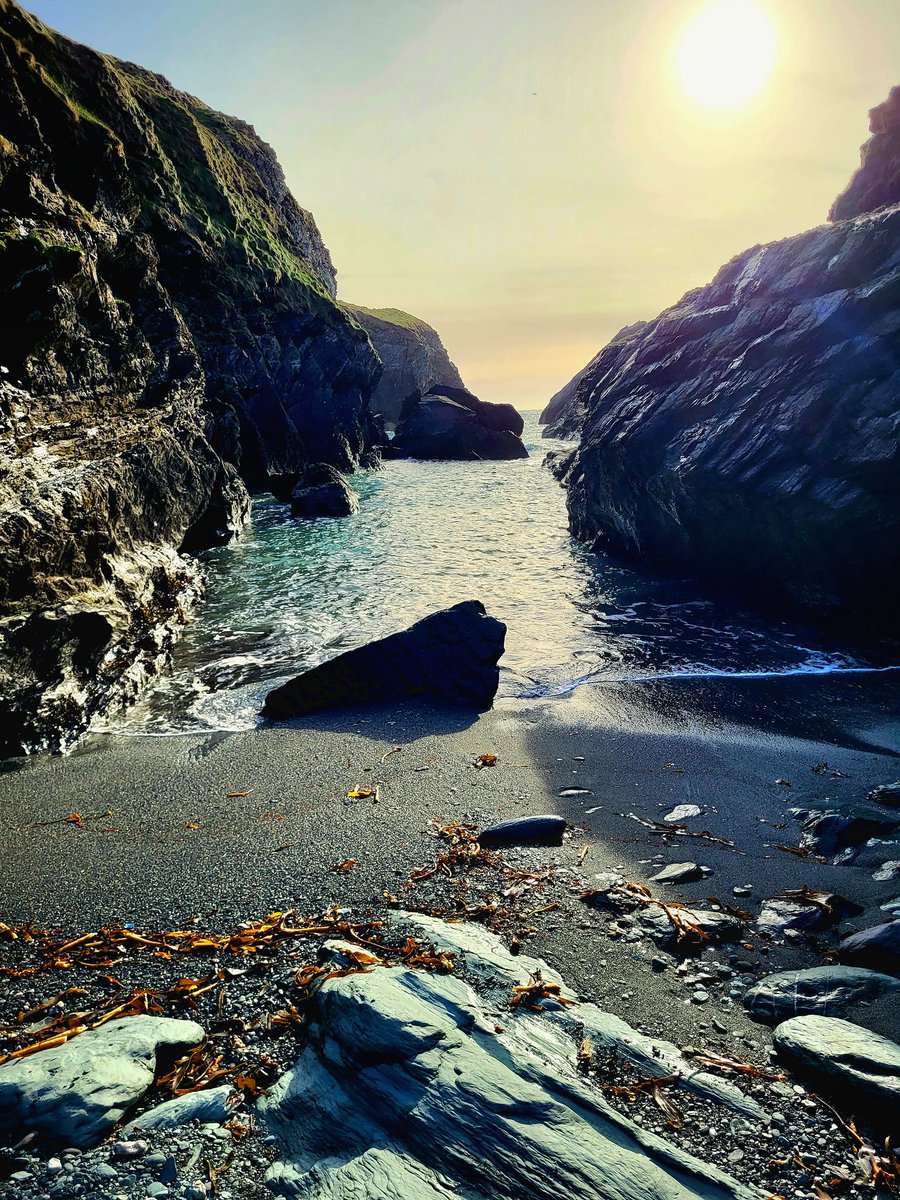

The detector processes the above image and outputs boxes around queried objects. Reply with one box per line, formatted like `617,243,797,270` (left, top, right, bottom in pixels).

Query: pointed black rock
262,600,506,718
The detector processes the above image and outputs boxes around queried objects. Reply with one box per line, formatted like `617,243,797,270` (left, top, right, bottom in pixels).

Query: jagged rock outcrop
392,386,528,460
564,89,900,633
541,322,646,438
0,0,382,751
341,303,464,427
830,85,900,220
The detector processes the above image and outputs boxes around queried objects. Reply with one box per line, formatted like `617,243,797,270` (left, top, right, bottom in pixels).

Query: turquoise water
114,414,885,735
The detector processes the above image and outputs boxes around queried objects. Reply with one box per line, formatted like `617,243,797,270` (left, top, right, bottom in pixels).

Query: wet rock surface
540,321,647,439
263,600,506,718
341,304,465,427
0,0,381,749
563,89,900,634
288,464,359,519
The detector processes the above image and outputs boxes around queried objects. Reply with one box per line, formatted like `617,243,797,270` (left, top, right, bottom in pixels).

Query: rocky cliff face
541,322,647,438
341,304,463,427
830,86,900,221
0,0,382,752
565,92,900,635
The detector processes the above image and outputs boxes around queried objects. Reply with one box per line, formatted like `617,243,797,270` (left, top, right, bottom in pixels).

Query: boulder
123,1084,237,1133
563,88,900,635
869,781,900,808
838,919,900,974
262,600,505,718
260,925,759,1199
798,805,900,856
391,393,528,461
757,890,860,939
744,965,900,1023
428,384,525,437
773,1015,900,1120
0,1016,204,1148
289,464,359,518
479,815,566,847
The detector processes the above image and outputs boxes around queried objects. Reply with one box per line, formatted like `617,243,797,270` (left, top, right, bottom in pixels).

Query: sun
677,0,776,109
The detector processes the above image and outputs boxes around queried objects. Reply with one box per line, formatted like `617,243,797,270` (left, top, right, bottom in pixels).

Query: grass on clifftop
341,303,436,335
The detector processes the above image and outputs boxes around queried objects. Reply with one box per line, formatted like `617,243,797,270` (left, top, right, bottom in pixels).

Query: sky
23,0,900,410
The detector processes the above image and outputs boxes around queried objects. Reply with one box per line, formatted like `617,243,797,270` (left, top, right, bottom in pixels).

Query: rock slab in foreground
0,1016,205,1148
262,600,506,718
260,925,758,1199
479,814,567,847
743,965,900,1023
773,1015,900,1120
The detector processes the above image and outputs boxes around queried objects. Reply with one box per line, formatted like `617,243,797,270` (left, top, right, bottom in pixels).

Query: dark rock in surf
290,464,359,518
262,600,505,718
838,919,900,975
391,389,528,461
479,815,567,848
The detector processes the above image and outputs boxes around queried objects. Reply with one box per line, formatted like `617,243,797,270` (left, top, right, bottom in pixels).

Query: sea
107,413,895,736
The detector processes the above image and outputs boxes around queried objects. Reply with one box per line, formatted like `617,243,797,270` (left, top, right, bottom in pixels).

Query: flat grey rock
0,1016,204,1148
649,861,710,885
261,953,758,1199
773,1015,900,1118
663,804,702,823
744,966,900,1024
123,1084,236,1133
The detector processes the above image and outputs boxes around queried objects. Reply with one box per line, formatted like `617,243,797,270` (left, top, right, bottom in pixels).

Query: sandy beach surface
2,669,899,1052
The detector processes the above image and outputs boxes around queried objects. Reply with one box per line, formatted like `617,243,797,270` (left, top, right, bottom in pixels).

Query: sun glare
677,0,776,109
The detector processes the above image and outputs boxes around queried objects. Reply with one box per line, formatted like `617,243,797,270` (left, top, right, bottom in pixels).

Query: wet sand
2,670,899,1050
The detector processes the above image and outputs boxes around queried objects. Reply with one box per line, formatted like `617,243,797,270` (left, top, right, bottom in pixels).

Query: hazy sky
23,0,900,410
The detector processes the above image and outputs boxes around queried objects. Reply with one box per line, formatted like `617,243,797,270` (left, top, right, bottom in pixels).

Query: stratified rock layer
541,322,647,439
260,915,759,1200
0,0,382,749
564,91,900,633
342,304,464,427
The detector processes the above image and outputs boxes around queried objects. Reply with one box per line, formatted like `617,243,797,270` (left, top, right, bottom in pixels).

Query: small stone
732,885,753,897
727,1149,744,1163
9,1171,33,1183
46,1159,63,1176
93,1164,118,1180
113,1140,148,1160
712,1019,728,1034
692,990,710,1004
146,1185,169,1198
650,956,668,972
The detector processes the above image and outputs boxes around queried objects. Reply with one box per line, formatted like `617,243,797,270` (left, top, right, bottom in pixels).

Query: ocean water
111,413,892,735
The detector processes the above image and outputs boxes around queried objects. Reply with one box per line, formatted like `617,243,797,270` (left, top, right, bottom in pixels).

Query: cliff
830,86,900,221
540,322,647,438
565,90,900,635
0,0,381,752
341,303,464,427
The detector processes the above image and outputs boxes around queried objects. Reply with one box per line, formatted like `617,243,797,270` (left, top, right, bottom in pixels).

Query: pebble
147,1184,169,1198
93,1164,119,1180
732,885,753,897
113,1140,148,1160
651,956,668,972
692,990,710,1004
